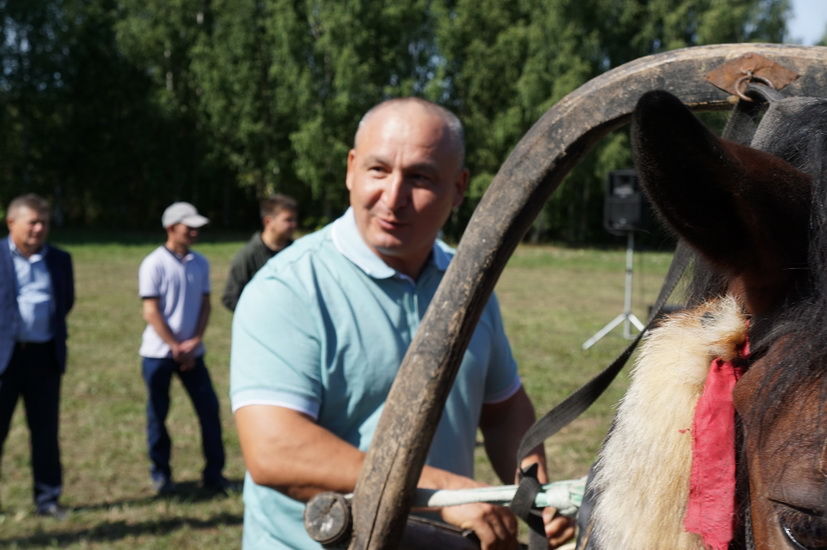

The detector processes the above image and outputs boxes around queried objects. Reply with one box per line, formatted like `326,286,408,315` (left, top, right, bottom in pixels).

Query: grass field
0,233,672,548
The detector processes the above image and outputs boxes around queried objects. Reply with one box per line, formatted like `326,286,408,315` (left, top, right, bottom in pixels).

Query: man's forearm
235,404,524,549
235,405,488,501
144,307,179,348
235,405,365,501
480,387,546,484
193,295,210,340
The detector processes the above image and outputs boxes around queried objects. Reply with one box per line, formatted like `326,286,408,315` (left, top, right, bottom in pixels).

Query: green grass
0,236,672,548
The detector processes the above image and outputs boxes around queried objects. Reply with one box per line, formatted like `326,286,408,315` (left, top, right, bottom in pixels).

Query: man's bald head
354,98,465,170
345,96,469,278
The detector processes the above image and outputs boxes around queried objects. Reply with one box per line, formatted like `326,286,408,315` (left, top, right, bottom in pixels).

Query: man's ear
452,168,469,208
345,149,357,192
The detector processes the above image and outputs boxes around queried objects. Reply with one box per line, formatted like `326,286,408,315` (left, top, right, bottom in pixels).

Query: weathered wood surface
347,43,827,550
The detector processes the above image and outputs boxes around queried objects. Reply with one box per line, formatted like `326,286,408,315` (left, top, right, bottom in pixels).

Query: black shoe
201,476,231,495
153,478,177,496
36,503,68,520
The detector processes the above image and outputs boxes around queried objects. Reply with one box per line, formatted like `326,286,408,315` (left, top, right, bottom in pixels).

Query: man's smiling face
345,102,467,278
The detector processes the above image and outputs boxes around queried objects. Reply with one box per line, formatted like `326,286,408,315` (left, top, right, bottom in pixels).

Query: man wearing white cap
137,201,226,495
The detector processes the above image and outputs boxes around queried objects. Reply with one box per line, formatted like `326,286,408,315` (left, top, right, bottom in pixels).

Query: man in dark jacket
0,193,74,518
221,194,298,311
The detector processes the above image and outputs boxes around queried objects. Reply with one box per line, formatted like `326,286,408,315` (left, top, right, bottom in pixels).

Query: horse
579,90,827,550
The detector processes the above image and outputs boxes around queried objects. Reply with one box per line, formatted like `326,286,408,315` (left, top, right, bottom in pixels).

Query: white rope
410,477,586,518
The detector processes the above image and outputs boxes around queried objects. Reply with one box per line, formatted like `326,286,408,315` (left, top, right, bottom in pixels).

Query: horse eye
776,504,827,549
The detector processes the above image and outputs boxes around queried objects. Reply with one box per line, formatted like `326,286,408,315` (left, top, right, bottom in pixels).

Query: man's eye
409,174,432,185
776,503,827,549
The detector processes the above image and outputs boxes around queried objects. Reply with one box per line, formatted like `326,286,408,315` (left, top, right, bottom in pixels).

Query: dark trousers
0,342,62,509
141,355,225,484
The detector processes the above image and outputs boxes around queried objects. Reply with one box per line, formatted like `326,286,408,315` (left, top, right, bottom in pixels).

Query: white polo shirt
139,246,210,358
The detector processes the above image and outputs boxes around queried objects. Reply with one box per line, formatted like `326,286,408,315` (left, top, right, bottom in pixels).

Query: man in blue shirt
231,98,573,548
0,193,74,518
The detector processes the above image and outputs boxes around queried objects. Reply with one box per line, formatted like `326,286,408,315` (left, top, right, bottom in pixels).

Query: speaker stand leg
582,232,643,350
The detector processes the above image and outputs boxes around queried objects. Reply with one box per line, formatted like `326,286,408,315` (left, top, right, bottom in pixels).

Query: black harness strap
510,463,547,548
514,239,692,466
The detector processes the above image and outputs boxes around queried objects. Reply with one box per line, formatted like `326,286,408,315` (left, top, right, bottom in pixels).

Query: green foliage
435,0,791,242
0,0,793,240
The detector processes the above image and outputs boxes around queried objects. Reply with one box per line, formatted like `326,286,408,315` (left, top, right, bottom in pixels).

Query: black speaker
603,169,647,235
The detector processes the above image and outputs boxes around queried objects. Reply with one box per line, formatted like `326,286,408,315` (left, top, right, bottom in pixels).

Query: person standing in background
221,194,298,312
138,201,227,495
0,193,74,518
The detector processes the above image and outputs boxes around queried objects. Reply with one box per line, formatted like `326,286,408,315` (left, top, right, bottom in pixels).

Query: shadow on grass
70,478,244,512
0,512,242,546
0,479,245,546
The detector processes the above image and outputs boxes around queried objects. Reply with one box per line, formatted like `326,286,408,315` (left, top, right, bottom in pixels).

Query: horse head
631,90,827,549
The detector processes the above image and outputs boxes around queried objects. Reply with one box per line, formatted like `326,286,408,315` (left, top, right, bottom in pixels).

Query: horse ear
632,91,749,269
632,91,811,311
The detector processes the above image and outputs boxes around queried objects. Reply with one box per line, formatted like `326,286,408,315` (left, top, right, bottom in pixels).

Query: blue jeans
141,356,225,484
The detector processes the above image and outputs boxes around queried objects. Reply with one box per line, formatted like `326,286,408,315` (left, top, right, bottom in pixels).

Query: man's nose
382,172,409,211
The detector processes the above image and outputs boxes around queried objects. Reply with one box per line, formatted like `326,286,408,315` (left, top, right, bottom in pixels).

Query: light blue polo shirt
230,208,520,549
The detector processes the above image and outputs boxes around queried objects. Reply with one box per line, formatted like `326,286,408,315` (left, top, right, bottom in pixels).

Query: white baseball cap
161,202,209,228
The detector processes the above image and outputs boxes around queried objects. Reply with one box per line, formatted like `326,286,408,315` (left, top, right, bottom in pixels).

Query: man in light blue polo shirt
231,98,573,549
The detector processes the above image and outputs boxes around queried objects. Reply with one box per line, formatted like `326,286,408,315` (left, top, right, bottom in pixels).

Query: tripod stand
582,231,644,350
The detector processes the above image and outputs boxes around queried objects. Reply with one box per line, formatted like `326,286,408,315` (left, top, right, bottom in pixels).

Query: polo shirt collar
331,207,450,280
162,245,194,263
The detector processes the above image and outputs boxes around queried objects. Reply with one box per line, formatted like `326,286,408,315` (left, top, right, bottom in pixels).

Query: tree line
1,0,796,241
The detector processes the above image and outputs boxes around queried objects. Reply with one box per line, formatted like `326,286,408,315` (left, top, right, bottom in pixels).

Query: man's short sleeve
230,268,323,418
138,253,161,299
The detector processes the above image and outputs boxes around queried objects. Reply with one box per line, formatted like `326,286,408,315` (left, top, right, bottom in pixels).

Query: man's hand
176,337,201,370
178,337,200,356
143,297,196,369
441,502,519,550
418,468,520,550
167,339,197,371
543,507,576,548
